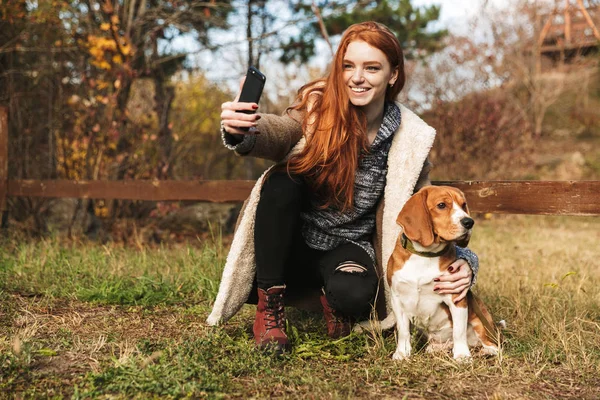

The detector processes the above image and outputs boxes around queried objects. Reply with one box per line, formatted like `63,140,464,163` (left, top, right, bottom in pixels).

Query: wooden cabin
539,0,600,60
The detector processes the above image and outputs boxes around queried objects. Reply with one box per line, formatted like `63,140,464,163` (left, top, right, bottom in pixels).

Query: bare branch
312,1,333,56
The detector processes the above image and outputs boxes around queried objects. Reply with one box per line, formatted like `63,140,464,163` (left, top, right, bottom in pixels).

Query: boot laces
332,312,346,325
323,299,346,324
330,308,349,327
325,303,350,330
264,294,285,331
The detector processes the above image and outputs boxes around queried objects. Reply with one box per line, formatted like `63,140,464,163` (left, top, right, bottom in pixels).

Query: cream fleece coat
207,103,435,326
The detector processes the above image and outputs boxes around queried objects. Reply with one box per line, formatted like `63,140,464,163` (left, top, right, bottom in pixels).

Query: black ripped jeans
254,170,379,320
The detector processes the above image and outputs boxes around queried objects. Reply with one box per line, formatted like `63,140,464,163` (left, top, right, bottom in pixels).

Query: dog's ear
397,188,435,247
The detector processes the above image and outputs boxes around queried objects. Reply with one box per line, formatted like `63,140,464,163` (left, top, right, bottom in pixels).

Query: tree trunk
153,75,175,179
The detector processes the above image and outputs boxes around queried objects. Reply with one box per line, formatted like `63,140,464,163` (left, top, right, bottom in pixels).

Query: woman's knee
324,267,378,319
260,171,305,209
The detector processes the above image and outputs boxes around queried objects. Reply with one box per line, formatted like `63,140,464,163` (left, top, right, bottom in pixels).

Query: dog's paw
352,323,364,334
453,353,472,363
481,345,498,356
453,346,472,362
392,350,410,361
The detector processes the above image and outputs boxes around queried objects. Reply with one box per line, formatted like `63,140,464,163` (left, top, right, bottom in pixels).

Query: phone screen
239,67,266,108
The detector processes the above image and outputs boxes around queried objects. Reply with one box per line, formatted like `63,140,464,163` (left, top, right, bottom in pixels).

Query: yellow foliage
89,47,103,59
120,43,132,56
91,60,111,70
86,33,133,73
88,36,117,52
110,15,119,25
95,203,110,218
96,80,110,90
100,22,110,31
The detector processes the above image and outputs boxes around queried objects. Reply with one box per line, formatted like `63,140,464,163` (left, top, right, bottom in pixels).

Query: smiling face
342,40,399,113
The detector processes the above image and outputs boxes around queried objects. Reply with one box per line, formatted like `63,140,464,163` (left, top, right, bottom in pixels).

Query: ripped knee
326,261,376,319
335,261,368,275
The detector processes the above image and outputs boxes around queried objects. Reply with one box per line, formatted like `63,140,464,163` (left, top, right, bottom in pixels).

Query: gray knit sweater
300,102,399,262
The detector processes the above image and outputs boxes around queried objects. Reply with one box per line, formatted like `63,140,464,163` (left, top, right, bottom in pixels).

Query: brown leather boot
253,285,290,353
320,291,352,339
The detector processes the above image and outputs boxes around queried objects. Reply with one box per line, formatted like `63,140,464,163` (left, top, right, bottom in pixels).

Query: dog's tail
353,313,396,333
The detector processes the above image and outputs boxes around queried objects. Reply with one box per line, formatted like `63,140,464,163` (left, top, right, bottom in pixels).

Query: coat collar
380,103,436,296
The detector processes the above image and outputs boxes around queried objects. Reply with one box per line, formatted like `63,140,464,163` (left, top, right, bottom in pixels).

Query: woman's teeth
351,87,368,93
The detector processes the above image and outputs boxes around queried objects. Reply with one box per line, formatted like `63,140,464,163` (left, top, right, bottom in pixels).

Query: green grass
0,235,224,306
1,215,600,398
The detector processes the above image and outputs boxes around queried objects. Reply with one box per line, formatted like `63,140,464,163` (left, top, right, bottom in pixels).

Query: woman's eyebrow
342,59,383,66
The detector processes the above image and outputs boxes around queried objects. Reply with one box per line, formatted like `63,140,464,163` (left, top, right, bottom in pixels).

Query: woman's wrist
455,246,478,287
221,121,256,154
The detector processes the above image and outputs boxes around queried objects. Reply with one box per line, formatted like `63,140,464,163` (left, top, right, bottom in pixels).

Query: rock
35,199,242,240
157,203,240,234
42,198,105,239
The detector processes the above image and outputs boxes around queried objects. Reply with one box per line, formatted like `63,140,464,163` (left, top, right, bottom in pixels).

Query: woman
207,21,478,353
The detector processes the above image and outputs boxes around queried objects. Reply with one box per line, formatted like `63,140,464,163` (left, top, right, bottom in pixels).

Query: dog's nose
460,217,474,229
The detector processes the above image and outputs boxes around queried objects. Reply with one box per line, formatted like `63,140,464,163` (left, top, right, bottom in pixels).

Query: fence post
0,107,7,228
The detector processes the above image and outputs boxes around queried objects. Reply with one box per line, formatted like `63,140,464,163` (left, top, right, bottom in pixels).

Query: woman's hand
220,77,261,135
433,259,473,303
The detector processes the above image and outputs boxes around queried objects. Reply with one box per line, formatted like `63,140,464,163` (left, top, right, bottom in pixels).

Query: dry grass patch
0,296,219,397
0,215,599,398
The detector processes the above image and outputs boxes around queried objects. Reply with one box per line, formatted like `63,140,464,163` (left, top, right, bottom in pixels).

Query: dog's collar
401,234,450,258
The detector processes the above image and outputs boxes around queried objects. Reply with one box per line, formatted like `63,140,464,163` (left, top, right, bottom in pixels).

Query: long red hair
287,21,405,211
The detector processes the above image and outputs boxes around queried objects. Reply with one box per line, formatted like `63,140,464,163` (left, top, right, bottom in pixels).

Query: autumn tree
279,0,448,63
0,0,234,229
0,1,77,229
59,0,233,181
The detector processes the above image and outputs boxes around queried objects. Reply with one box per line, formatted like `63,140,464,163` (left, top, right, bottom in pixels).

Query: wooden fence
1,106,599,217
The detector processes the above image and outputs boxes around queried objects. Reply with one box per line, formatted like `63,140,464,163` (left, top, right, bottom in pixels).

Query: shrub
423,91,534,180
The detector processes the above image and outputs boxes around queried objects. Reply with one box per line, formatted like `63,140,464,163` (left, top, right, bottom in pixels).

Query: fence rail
5,179,600,216
1,106,599,217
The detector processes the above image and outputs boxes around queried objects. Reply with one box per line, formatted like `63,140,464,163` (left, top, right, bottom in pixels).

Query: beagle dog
387,185,498,360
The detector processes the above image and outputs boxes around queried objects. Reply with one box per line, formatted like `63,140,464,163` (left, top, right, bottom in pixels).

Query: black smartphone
238,66,266,115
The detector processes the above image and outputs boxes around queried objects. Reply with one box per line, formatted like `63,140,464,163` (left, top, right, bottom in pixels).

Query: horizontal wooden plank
434,181,600,216
8,179,256,203
7,179,600,216
541,41,599,52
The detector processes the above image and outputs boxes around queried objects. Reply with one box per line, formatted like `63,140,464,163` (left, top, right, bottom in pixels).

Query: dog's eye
437,203,446,209
462,203,468,211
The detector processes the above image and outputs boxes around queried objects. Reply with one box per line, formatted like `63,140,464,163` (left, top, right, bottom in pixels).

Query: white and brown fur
387,186,498,360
